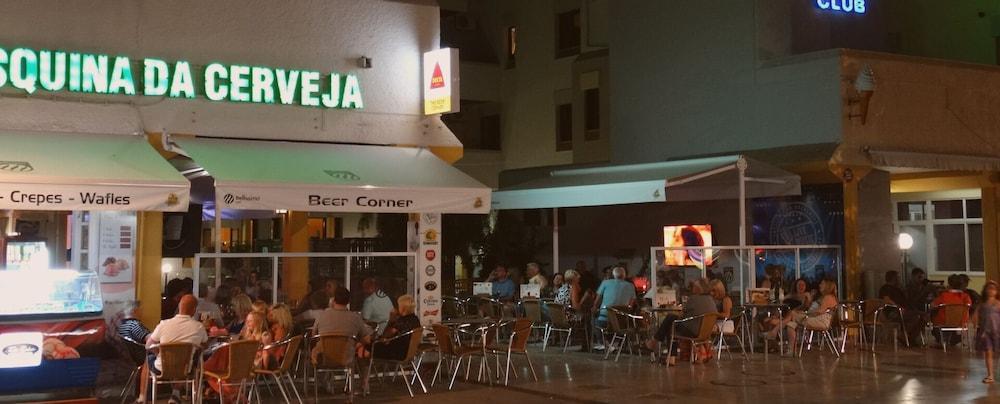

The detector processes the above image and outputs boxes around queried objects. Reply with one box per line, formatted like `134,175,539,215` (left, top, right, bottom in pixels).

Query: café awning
173,137,491,214
0,132,190,211
868,149,1000,172
492,155,800,210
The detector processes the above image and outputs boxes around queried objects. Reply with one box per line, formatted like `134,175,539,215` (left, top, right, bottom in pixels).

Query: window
584,88,600,139
555,9,581,58
480,114,501,151
556,103,572,151
506,26,517,69
893,198,984,274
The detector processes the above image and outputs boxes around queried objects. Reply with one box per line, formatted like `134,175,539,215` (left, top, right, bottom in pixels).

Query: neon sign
816,0,866,14
0,45,362,109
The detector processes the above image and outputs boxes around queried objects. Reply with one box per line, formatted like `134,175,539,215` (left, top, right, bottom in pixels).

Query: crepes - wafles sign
0,184,188,212
0,45,363,109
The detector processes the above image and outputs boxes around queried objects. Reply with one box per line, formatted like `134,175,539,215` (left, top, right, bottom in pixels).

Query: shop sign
0,45,363,109
815,0,866,14
422,48,459,115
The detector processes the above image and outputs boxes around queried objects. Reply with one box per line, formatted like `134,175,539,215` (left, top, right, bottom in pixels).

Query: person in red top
931,275,973,347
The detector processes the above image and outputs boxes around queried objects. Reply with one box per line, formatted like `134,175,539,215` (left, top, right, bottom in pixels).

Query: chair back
432,324,456,356
274,336,303,374
695,313,721,341
546,303,571,329
223,339,261,382
157,342,198,381
442,296,464,319
522,299,543,323
401,327,425,362
315,334,356,369
508,318,533,352
938,304,969,328
861,299,884,323
837,303,861,325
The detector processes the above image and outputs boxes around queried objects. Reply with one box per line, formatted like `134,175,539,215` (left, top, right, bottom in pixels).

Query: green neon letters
0,45,362,109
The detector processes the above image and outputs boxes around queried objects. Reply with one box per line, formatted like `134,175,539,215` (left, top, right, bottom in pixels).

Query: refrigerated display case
5,240,49,271
0,269,103,322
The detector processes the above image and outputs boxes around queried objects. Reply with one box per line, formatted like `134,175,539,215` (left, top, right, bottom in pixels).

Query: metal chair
311,334,358,402
430,324,490,390
117,335,147,404
148,342,201,404
931,303,972,353
543,302,574,352
670,313,721,364
604,307,635,361
836,301,864,353
486,318,538,386
796,308,840,358
714,309,748,359
521,299,548,340
203,339,261,403
255,336,304,404
370,327,428,397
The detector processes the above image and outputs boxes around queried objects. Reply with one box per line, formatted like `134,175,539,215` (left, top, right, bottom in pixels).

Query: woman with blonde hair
709,279,735,334
204,310,270,399
782,278,838,350
227,294,253,334
372,295,421,360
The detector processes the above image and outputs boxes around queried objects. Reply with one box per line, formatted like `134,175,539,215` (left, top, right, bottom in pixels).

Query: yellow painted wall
135,211,163,328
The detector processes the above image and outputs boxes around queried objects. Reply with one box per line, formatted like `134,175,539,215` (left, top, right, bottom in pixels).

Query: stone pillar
834,166,896,299
135,211,163,328
982,174,1000,282
282,211,310,304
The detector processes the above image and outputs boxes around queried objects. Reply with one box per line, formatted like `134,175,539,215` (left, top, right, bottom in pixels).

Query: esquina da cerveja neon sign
0,45,363,109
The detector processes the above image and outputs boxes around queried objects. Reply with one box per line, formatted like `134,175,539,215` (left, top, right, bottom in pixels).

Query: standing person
487,265,517,301
592,267,637,329
361,277,394,332
975,281,1000,384
138,295,207,404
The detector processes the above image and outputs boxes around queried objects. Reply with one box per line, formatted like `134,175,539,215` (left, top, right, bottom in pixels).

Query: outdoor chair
148,342,201,404
370,327,428,397
796,308,840,358
861,299,903,351
714,308,748,359
543,302,574,352
670,312,721,364
203,339,261,403
486,318,538,385
311,334,358,402
931,303,972,353
430,324,490,390
116,334,147,404
835,301,864,353
605,306,639,361
521,299,548,340
255,336,304,404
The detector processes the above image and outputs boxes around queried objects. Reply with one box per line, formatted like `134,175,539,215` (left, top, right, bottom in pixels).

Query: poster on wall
415,213,442,325
97,211,137,284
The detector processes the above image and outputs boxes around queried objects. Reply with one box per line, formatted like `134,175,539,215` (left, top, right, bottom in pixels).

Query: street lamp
898,233,913,284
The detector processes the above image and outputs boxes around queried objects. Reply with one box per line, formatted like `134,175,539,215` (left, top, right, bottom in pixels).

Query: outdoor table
746,303,790,356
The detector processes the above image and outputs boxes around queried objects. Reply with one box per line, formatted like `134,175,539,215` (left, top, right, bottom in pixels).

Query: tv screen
663,225,713,268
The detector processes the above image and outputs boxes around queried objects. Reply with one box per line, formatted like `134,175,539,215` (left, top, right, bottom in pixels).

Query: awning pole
738,159,748,296
552,208,560,277
214,195,222,286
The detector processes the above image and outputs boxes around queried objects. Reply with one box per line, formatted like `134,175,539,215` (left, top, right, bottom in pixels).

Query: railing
193,251,417,306
649,245,843,302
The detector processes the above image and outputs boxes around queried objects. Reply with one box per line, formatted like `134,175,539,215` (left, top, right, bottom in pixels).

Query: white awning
868,149,1000,172
0,132,190,211
173,137,490,214
492,155,800,210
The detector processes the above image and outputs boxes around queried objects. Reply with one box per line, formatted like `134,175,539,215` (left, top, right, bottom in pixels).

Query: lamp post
898,233,914,284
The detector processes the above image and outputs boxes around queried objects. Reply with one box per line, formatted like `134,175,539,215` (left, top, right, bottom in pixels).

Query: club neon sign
0,45,363,109
816,0,866,14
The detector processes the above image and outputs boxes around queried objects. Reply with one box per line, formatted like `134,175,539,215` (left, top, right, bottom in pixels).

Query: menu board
473,282,493,296
520,284,541,299
97,212,136,284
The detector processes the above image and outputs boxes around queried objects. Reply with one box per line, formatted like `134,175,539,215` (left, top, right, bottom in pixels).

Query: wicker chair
311,334,359,402
255,336,304,404
370,327,428,397
543,302,574,352
148,342,201,404
932,303,972,353
203,339,261,403
487,318,538,385
670,312,721,364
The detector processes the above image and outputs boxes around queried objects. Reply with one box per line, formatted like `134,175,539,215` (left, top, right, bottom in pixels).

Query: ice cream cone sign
853,65,875,124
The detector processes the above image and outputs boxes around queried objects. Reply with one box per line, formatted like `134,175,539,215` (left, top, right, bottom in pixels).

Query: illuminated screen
663,225,713,268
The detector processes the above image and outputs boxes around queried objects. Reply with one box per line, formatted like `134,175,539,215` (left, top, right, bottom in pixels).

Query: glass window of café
893,194,983,275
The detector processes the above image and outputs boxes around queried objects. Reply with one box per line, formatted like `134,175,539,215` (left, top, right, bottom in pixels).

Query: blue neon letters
816,0,866,14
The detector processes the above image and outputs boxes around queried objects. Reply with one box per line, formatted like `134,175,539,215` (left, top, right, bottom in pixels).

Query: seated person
784,278,814,311
263,303,295,369
195,287,225,328
117,301,151,345
204,311,270,399
138,295,208,404
709,279,734,334
488,265,517,302
312,287,374,364
361,278,394,332
931,274,973,346
372,295,421,361
880,270,924,344
645,279,717,365
780,279,838,348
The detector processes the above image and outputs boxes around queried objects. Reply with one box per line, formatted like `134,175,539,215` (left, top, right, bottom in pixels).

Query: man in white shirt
360,277,394,331
527,262,548,290
137,294,208,403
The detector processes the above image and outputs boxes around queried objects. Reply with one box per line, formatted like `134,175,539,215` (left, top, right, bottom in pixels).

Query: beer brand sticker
425,250,436,261
423,229,439,244
424,281,438,291
424,265,436,276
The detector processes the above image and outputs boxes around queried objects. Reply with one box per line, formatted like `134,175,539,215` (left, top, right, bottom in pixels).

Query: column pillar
981,174,1000,282
832,165,871,300
135,211,163,328
282,211,310,305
